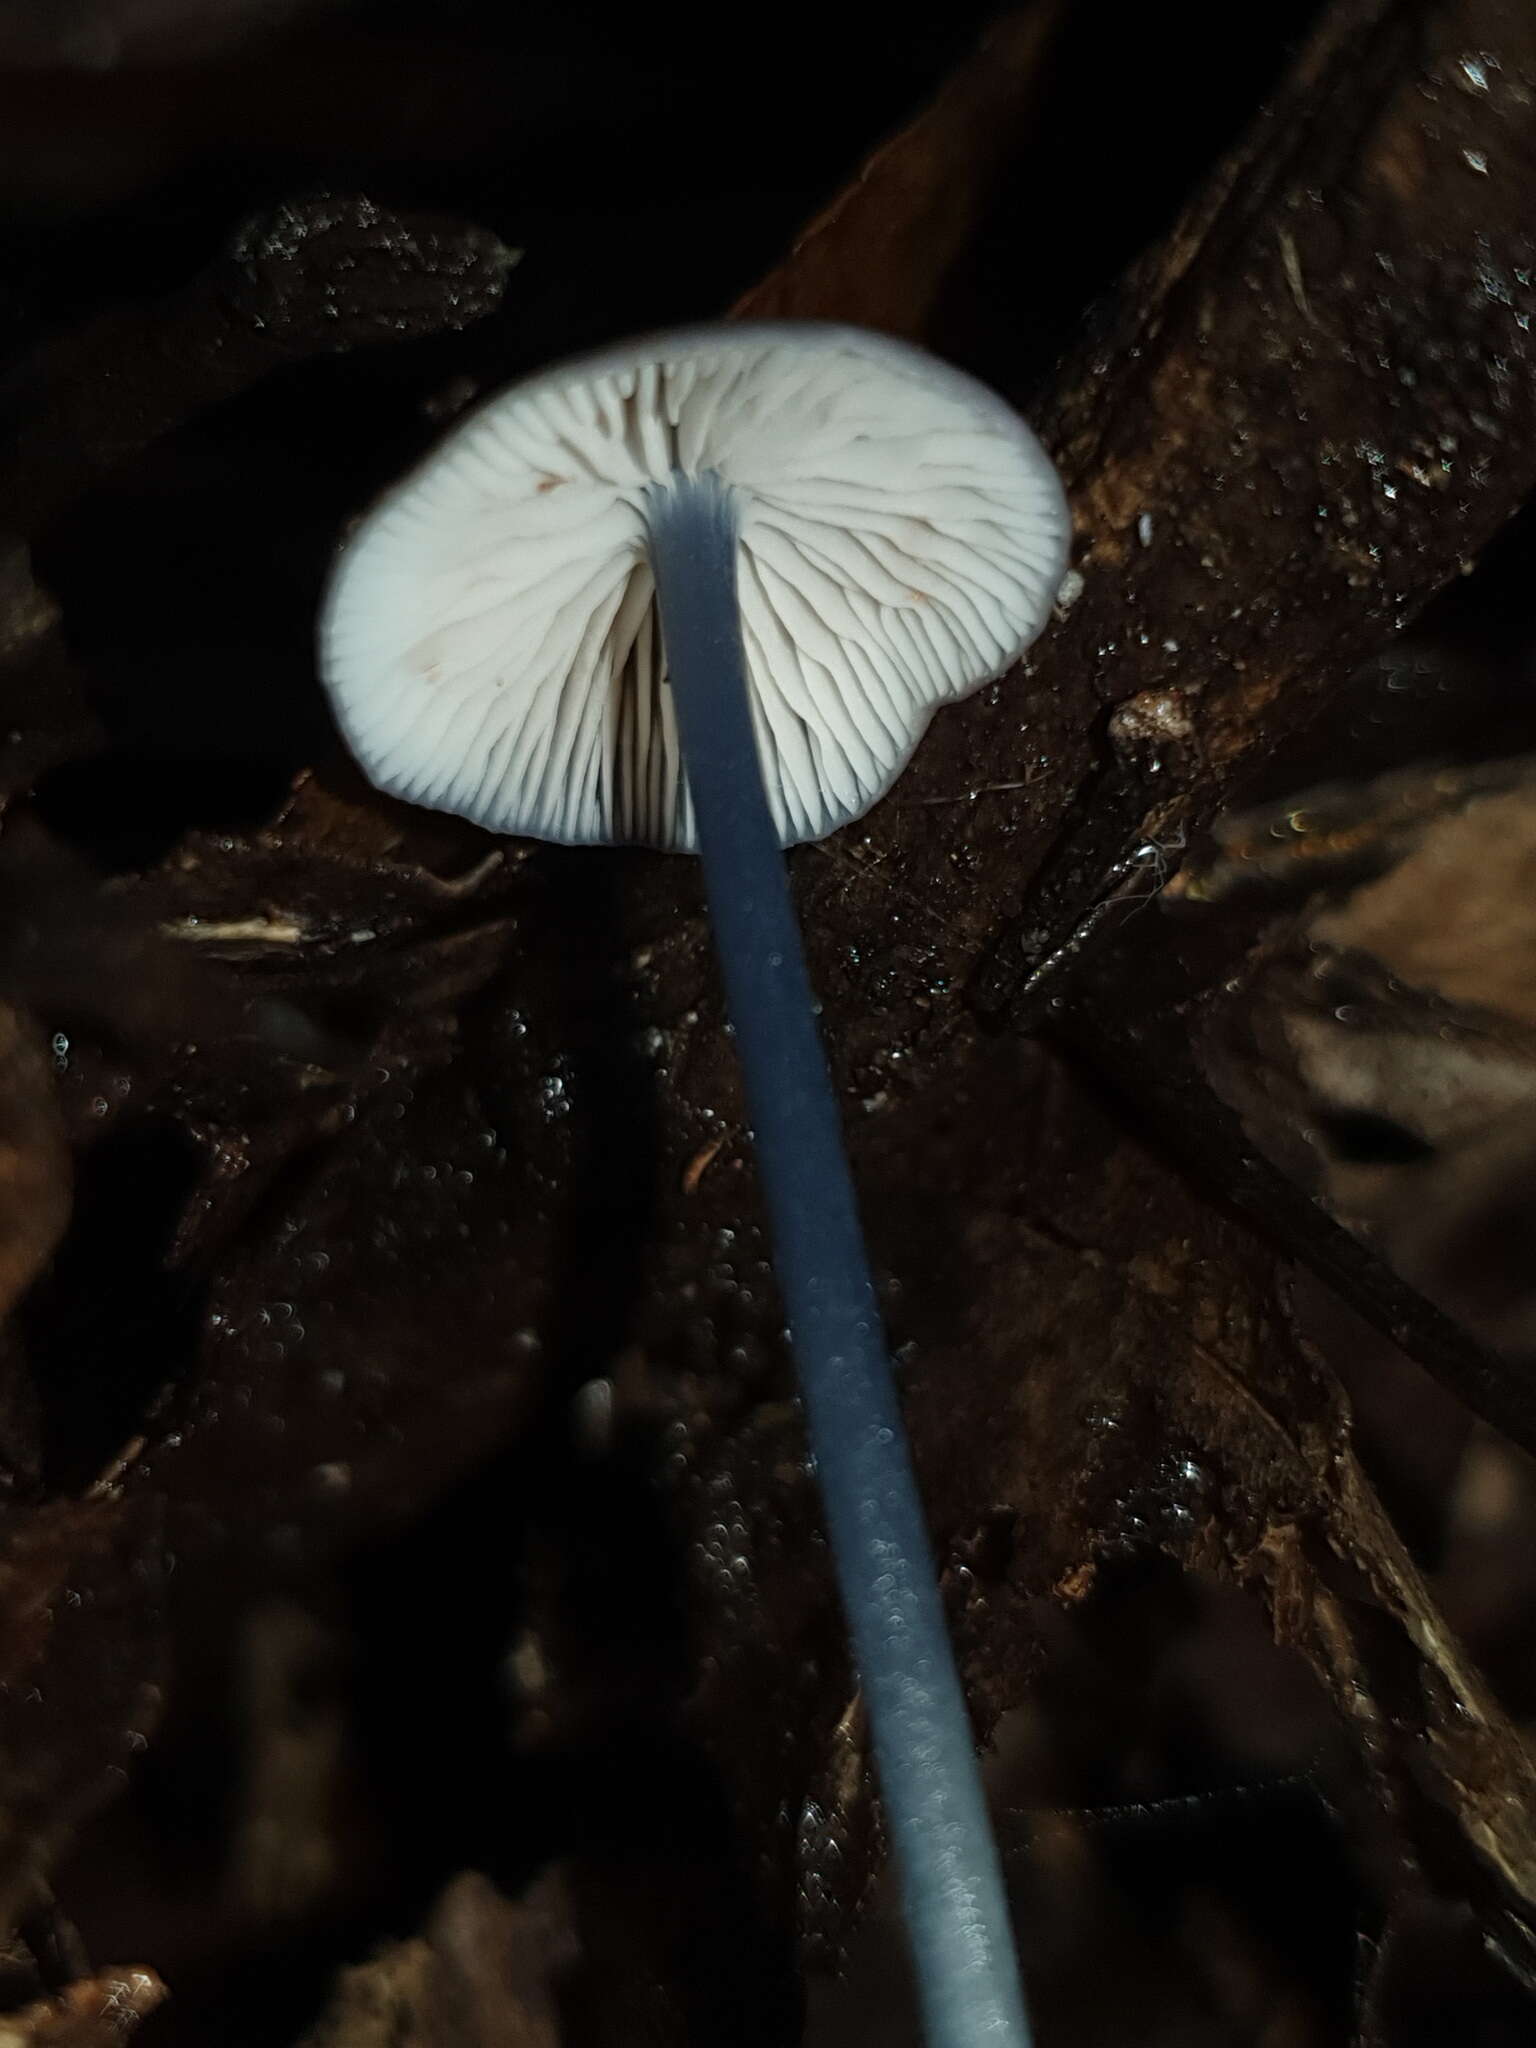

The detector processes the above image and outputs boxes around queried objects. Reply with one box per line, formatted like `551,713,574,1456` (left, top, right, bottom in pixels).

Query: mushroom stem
645,470,1033,2048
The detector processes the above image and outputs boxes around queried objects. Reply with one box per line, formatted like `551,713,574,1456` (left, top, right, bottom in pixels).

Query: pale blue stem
645,471,1033,2048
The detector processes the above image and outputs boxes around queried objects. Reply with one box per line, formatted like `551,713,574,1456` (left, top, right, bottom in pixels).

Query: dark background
14,6,1536,2047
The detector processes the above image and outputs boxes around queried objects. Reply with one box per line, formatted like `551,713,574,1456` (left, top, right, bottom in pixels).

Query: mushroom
319,322,1069,2048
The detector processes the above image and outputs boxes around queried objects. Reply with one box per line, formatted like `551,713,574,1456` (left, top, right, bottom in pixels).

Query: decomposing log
741,0,1536,1450
712,0,1536,2005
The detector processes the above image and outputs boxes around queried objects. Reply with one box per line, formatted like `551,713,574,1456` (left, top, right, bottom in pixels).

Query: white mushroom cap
319,322,1071,850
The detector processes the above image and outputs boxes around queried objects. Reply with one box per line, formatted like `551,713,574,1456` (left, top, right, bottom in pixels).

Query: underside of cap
319,323,1071,851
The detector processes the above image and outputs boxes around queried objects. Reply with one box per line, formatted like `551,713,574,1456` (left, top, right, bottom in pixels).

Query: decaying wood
736,0,1536,982
742,0,1536,1440
706,0,1536,2006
